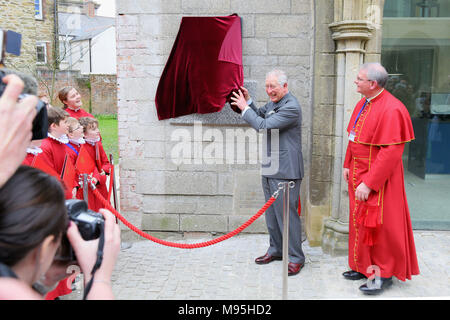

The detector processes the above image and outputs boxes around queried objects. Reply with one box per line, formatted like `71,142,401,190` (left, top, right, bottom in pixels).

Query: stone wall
37,70,117,114
304,0,336,246
116,0,314,238
0,1,38,71
90,74,117,114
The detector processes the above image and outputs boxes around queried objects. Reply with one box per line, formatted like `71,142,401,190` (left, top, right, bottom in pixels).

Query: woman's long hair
0,166,68,266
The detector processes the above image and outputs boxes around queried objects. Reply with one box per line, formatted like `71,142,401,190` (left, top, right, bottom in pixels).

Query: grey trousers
261,176,305,264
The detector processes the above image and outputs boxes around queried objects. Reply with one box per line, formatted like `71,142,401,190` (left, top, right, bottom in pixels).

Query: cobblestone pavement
66,230,450,300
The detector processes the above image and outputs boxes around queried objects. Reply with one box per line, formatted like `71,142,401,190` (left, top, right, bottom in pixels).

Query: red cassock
40,137,73,199
22,152,36,166
155,14,243,120
64,142,82,198
82,142,112,212
39,137,68,177
344,89,420,281
64,107,95,119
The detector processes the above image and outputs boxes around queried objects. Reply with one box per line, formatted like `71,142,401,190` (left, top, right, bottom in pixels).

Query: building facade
116,0,449,253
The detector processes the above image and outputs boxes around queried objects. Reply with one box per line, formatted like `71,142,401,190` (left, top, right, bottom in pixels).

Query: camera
0,69,48,140
0,29,48,140
57,199,105,261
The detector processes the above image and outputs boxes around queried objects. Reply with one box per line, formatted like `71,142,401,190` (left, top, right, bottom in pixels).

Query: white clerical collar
69,137,85,146
26,146,43,155
366,88,384,102
85,137,100,146
48,133,69,144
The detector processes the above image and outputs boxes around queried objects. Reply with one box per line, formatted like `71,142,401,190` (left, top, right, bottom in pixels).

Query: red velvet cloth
155,14,243,120
344,90,419,281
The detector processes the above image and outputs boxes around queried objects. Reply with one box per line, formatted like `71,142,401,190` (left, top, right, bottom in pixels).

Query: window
36,42,47,64
35,0,43,20
382,0,450,230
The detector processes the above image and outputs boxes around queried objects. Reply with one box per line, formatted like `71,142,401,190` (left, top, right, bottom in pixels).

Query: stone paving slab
66,230,450,300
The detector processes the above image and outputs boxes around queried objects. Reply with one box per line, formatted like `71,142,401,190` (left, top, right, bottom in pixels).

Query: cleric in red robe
342,63,419,295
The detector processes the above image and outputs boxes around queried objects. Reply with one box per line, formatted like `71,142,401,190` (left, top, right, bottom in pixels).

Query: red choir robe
155,14,243,120
64,107,94,119
40,135,73,199
65,141,82,199
35,136,74,300
39,135,68,176
22,150,39,166
81,140,112,212
344,89,420,281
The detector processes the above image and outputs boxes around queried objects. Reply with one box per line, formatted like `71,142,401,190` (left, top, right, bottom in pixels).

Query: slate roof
58,12,115,41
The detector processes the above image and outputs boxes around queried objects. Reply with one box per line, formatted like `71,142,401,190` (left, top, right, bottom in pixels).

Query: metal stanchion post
281,181,295,300
282,182,289,300
83,174,88,203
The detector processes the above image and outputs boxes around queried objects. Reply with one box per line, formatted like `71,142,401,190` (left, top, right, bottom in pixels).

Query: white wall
91,26,117,74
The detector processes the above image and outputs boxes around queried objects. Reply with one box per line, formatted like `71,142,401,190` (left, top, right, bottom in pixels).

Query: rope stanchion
91,187,277,249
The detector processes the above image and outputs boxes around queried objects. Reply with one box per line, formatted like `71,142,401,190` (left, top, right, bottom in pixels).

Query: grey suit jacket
242,92,304,179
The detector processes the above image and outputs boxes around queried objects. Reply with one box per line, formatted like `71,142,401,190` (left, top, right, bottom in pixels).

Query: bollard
281,181,295,300
83,173,88,203
282,182,289,300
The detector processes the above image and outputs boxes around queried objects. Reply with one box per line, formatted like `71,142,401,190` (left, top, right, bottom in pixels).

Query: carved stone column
321,19,375,256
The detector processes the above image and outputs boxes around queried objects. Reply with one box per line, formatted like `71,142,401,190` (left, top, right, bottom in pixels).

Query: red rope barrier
92,188,276,249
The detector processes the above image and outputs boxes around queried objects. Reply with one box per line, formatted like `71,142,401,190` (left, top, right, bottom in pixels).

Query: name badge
349,130,356,142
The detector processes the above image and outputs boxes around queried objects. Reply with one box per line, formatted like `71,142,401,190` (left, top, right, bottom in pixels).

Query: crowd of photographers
0,74,121,300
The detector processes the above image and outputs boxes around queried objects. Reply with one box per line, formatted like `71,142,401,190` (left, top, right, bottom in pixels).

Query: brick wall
37,70,117,115
90,74,117,114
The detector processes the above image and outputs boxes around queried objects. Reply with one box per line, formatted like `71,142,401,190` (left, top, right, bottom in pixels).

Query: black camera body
57,199,105,261
0,69,48,140
66,199,104,240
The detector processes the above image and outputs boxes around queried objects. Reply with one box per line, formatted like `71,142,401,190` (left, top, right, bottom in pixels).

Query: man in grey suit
230,69,305,276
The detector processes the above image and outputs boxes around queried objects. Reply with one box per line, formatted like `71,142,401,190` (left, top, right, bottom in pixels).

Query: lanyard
65,143,79,156
353,100,368,129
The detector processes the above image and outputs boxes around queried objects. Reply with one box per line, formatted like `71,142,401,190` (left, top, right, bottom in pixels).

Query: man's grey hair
266,69,288,87
360,62,389,88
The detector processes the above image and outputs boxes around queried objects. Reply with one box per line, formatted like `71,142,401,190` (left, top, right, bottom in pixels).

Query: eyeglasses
356,77,373,82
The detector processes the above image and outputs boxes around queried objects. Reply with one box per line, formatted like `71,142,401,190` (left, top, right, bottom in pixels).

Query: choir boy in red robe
39,107,70,176
22,139,43,166
65,117,85,199
342,63,419,295
78,117,111,211
38,107,75,300
58,86,95,119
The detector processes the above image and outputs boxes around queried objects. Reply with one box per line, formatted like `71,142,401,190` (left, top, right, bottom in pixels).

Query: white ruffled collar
69,137,85,146
48,133,69,144
26,146,43,155
85,137,100,146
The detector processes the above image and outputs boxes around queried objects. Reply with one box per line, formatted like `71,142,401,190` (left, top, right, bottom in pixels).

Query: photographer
0,74,37,187
0,166,121,300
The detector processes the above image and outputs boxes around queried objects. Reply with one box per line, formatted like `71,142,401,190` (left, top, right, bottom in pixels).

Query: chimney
84,1,95,18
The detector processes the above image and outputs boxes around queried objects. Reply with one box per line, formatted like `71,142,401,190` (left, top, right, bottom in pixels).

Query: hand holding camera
0,74,37,186
66,204,120,299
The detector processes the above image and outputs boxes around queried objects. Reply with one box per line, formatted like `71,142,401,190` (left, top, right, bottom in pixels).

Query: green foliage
95,114,118,163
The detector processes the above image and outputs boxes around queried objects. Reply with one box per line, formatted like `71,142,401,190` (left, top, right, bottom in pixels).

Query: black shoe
342,270,367,280
359,277,393,295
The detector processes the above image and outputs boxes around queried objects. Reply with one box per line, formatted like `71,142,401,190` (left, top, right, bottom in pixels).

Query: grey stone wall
116,0,314,236
0,1,37,72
